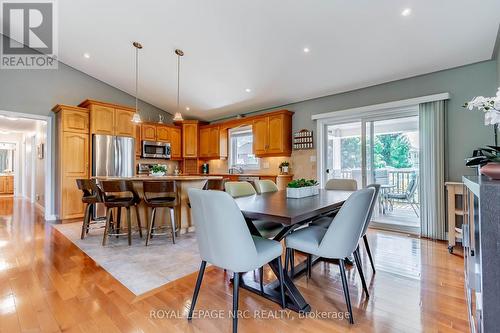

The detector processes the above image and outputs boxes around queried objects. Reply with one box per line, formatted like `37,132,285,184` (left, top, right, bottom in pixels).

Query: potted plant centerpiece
280,161,290,174
150,164,167,177
286,178,319,198
466,146,500,180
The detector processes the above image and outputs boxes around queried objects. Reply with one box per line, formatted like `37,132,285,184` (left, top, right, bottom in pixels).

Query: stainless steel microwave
142,141,171,159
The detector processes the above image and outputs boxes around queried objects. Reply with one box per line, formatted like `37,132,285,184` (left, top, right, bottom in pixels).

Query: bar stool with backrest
187,188,285,333
76,179,104,239
99,180,143,246
143,180,177,245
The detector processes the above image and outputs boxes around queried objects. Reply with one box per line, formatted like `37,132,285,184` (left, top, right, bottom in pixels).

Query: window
229,126,259,169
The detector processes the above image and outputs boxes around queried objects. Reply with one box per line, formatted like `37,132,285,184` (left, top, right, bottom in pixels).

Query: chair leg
135,205,143,238
102,208,112,246
81,203,90,239
353,246,369,298
169,207,176,244
363,234,376,273
188,261,206,320
145,207,156,246
126,207,132,246
259,266,264,295
284,248,290,275
116,207,121,238
276,257,286,309
232,272,240,333
306,253,312,279
339,259,354,324
410,202,420,217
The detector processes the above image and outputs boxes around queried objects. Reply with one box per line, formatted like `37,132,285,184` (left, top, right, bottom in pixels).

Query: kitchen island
94,175,223,234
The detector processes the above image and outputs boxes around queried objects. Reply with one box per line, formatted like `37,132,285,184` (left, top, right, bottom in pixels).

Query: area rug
53,222,202,296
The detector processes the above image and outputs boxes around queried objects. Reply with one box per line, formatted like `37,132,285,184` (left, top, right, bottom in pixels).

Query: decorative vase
480,162,500,180
151,171,166,177
281,166,289,174
286,186,318,198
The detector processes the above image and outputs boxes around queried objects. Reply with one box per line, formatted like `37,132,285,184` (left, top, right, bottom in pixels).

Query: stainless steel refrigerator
93,134,135,219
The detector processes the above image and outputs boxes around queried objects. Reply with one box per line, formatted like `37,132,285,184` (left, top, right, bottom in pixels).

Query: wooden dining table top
234,189,354,225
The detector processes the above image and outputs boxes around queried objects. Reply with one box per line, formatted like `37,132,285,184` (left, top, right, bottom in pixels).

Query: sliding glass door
321,112,420,233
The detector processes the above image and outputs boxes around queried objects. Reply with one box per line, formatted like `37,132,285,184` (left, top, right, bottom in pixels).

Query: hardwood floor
0,197,468,332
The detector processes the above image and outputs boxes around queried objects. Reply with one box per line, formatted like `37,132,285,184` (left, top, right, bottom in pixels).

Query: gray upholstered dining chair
310,184,380,273
254,179,279,194
285,187,375,324
309,178,358,228
187,189,285,333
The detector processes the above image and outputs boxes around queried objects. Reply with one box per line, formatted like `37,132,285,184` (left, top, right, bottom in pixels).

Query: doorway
320,107,420,233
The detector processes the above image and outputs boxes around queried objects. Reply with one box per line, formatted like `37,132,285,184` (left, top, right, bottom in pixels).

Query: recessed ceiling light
185,107,190,111
245,88,252,93
401,8,411,16
303,47,310,53
83,53,90,59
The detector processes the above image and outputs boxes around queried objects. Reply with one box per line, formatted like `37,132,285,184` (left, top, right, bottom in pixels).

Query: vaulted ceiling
56,0,500,120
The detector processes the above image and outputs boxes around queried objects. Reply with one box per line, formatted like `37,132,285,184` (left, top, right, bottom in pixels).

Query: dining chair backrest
188,189,259,272
325,178,358,191
361,184,380,236
254,179,278,194
319,187,375,258
224,181,256,198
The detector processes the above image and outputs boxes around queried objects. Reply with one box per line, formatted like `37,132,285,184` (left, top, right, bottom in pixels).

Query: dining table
234,189,353,313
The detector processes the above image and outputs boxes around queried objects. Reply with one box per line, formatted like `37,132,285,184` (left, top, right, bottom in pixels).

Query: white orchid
464,87,500,125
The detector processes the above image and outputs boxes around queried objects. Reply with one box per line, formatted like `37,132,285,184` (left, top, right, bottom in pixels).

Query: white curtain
419,100,446,240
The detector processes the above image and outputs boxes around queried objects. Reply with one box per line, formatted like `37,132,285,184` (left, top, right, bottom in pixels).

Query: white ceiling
0,115,40,133
58,0,500,121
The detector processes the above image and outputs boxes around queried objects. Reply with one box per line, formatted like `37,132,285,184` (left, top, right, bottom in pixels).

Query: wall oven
142,141,171,159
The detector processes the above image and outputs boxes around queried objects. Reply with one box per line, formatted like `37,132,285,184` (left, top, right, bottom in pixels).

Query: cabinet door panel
135,125,142,156
209,127,220,156
252,117,268,155
199,128,210,157
156,126,170,142
63,110,89,133
91,105,115,135
0,178,5,194
141,124,157,141
114,109,135,137
267,114,284,153
6,176,13,193
183,123,198,158
63,132,89,176
170,127,182,159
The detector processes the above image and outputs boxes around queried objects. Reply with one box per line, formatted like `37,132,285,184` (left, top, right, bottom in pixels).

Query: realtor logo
1,0,58,69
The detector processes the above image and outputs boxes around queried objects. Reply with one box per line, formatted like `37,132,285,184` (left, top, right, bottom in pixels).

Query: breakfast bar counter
94,175,224,234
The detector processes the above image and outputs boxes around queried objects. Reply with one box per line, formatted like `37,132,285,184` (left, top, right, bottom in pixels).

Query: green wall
235,61,498,182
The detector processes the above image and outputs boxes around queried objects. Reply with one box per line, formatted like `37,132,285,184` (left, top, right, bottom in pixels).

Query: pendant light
131,41,142,123
172,49,184,122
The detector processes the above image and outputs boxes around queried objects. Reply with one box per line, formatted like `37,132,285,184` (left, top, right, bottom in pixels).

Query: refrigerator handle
114,137,120,176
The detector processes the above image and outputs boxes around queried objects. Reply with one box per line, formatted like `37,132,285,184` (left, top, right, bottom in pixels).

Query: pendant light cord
176,53,180,111
135,46,139,113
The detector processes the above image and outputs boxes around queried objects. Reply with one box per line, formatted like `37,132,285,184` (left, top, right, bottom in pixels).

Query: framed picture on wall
37,143,44,159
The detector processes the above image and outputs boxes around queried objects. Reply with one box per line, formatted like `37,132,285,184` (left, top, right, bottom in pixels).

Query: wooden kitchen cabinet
0,176,14,194
169,127,182,159
156,125,170,142
182,120,200,158
199,125,227,159
135,124,142,157
141,124,157,141
52,104,90,221
252,111,292,157
79,100,136,138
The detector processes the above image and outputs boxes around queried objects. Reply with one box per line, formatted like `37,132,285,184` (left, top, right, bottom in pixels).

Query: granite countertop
94,175,224,181
462,175,500,197
188,173,293,177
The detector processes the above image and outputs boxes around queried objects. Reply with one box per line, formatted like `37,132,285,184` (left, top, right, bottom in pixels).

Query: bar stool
143,181,177,245
100,180,143,246
76,179,103,239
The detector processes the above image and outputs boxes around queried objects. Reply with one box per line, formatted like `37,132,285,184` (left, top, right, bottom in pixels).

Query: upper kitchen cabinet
181,120,200,158
79,100,136,137
199,124,227,159
156,125,170,142
135,124,142,157
141,124,157,141
138,122,182,159
252,110,293,157
169,126,182,159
